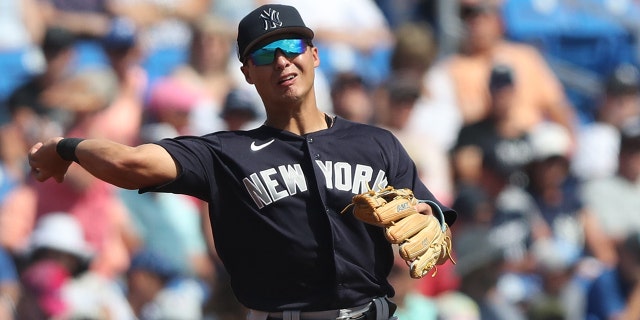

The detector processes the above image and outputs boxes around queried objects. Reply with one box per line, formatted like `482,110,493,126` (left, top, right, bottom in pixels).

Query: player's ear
311,46,320,68
240,65,254,84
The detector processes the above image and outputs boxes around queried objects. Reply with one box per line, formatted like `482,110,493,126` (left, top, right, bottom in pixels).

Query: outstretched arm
28,137,178,190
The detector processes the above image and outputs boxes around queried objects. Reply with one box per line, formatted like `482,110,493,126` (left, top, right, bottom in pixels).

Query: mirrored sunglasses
248,39,307,66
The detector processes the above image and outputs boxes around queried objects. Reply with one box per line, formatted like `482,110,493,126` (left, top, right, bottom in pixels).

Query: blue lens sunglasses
248,39,308,66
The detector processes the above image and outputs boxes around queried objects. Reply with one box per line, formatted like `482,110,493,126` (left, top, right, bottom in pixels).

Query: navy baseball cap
221,88,258,118
605,63,640,96
489,64,514,92
237,4,314,61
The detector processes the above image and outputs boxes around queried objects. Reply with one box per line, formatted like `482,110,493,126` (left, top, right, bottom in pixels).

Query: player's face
241,38,319,107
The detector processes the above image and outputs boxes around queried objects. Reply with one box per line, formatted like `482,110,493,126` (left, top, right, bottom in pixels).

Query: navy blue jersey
141,116,455,311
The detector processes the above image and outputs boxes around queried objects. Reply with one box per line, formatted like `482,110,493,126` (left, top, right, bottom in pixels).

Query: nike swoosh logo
250,139,275,151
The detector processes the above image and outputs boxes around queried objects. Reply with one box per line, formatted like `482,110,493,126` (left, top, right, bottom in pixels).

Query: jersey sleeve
139,136,218,202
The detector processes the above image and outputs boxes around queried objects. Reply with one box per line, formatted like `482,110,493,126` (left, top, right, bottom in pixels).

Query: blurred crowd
0,0,639,319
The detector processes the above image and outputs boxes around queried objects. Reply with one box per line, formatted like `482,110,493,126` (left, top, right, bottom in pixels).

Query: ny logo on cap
260,8,283,30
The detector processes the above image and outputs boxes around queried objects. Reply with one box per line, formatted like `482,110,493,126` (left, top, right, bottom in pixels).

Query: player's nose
273,49,291,69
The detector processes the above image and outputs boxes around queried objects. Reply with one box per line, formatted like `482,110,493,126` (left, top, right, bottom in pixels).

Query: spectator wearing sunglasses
410,0,576,154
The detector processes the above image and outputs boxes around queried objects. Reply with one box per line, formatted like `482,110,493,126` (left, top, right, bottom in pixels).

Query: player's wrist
56,138,85,163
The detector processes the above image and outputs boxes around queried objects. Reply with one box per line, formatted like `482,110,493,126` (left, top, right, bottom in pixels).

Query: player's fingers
31,167,49,182
385,214,430,243
415,202,433,216
28,142,44,168
28,142,44,158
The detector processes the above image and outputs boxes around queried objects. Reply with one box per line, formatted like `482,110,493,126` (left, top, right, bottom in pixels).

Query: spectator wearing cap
525,121,606,316
220,88,261,131
586,232,640,320
525,122,617,267
572,63,640,181
93,15,147,146
451,64,536,188
19,212,136,319
145,76,207,137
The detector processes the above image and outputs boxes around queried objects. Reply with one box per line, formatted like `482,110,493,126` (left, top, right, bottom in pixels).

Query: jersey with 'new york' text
142,116,456,311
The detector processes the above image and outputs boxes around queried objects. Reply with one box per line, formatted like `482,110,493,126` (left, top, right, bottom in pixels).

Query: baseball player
28,4,456,320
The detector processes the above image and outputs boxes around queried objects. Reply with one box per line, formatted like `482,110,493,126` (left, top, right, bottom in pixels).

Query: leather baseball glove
342,186,455,279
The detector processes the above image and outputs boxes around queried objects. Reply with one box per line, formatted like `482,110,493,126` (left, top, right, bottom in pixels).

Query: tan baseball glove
342,186,455,279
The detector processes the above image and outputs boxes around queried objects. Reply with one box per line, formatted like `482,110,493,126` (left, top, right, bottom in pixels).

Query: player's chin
277,87,305,102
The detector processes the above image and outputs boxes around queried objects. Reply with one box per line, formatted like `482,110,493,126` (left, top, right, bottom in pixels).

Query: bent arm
29,137,178,190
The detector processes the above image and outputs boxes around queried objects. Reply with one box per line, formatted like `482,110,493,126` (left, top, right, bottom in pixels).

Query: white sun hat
529,121,573,161
29,213,94,261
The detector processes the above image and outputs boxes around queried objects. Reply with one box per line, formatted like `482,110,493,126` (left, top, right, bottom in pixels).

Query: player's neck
264,108,329,135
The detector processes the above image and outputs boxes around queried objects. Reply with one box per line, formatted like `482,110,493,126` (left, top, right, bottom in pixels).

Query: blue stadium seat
501,0,638,124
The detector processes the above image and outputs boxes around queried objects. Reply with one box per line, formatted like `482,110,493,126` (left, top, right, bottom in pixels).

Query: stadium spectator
572,63,640,181
108,0,212,86
36,0,113,70
171,15,239,136
375,72,457,296
586,232,640,319
126,248,206,320
527,238,585,320
220,88,261,131
427,0,576,139
0,27,76,256
390,21,463,152
526,122,616,267
451,64,534,187
93,15,147,146
330,72,375,124
375,72,454,207
143,76,205,137
455,227,525,320
581,127,640,244
18,213,135,319
17,259,70,319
